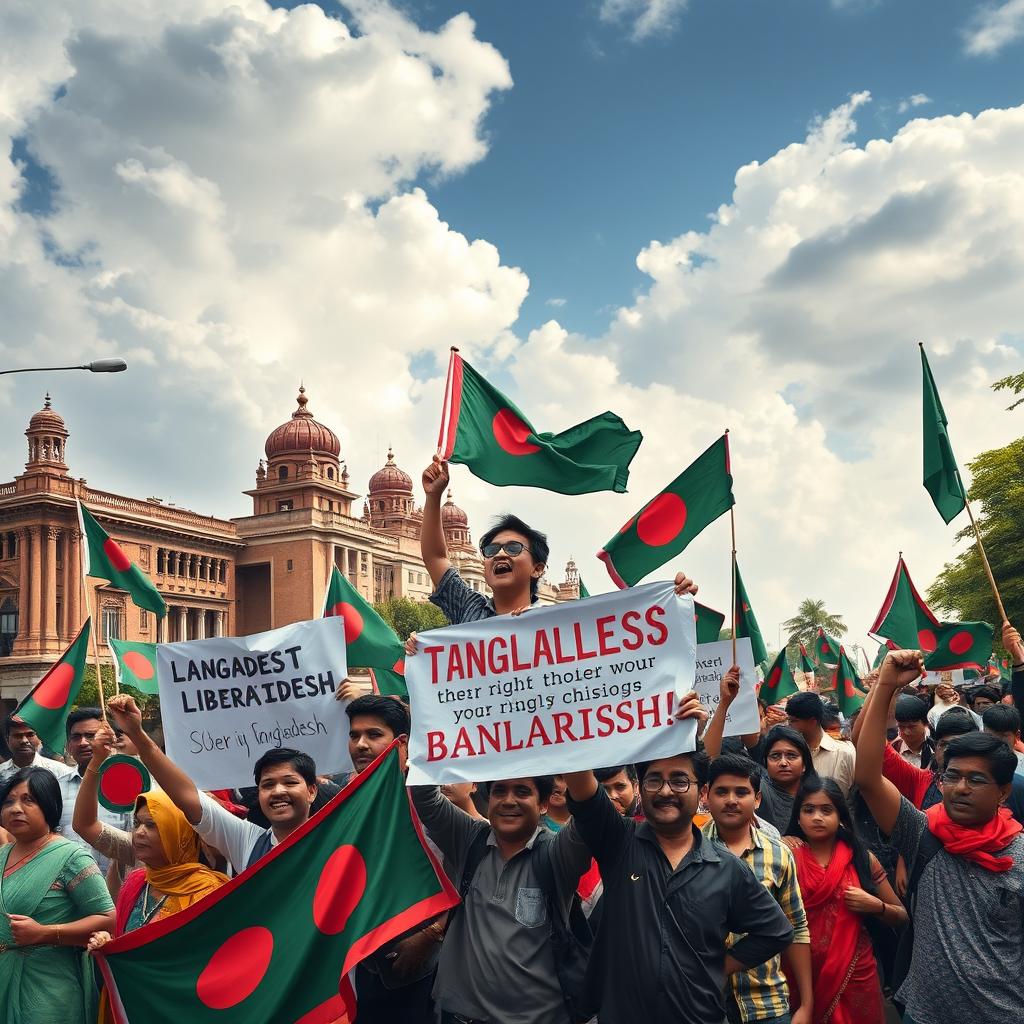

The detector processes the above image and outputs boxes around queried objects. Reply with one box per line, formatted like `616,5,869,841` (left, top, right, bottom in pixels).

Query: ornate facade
0,390,576,709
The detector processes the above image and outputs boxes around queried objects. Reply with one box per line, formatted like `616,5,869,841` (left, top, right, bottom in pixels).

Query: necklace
4,834,54,875
141,883,169,924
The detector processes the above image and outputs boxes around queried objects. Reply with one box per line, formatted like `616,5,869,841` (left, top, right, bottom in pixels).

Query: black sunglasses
482,541,527,558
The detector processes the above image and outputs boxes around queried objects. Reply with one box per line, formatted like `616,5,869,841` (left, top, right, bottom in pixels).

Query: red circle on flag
100,761,147,808
844,677,857,698
636,493,688,546
492,409,540,456
33,663,76,710
291,992,351,1024
103,537,132,572
313,845,367,935
392,657,405,674
329,602,364,643
766,666,782,687
948,630,974,655
122,650,155,680
821,641,832,655
196,927,274,1009
917,629,937,652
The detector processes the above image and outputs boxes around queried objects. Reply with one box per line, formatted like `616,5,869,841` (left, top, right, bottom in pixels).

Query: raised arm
1002,622,1024,712
72,722,117,846
420,457,452,588
854,650,923,835
703,666,743,758
107,694,202,826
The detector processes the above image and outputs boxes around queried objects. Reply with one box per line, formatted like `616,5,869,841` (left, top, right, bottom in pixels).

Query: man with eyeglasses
563,744,794,1023
855,649,1024,1024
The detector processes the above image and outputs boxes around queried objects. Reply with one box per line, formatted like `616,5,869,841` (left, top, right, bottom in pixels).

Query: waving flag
920,345,967,524
869,556,940,651
759,649,800,706
109,638,159,695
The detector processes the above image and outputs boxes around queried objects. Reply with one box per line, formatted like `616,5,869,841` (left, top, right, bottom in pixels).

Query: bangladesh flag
799,643,816,676
437,349,642,494
578,576,591,599
98,745,458,1024
734,563,767,665
759,649,800,705
814,627,842,666
923,620,993,674
869,556,940,650
598,434,734,588
826,647,866,715
921,344,967,524
871,642,894,671
367,666,408,699
324,567,406,674
14,620,91,753
695,602,725,644
78,502,166,617
109,638,160,695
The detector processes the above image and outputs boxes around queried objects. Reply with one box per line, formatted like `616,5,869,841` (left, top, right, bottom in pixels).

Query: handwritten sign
158,618,350,789
405,581,697,785
692,638,759,735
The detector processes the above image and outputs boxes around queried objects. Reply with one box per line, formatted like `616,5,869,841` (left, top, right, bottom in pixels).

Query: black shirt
568,787,793,1024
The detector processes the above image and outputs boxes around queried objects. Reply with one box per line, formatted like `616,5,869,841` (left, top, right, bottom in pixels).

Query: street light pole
0,359,127,376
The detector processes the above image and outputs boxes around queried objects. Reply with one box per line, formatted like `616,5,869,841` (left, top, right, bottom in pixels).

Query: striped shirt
702,821,810,1023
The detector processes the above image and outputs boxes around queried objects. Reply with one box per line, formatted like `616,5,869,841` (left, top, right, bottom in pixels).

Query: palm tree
782,599,848,649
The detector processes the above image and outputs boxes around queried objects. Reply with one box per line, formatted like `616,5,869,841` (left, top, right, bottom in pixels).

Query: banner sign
405,581,697,785
158,618,350,790
922,668,965,687
692,638,759,736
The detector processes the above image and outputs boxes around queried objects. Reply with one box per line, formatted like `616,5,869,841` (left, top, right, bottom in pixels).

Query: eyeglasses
939,770,997,790
641,774,694,794
482,541,526,559
767,751,802,764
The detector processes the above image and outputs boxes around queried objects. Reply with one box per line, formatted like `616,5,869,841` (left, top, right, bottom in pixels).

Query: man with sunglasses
562,749,794,1023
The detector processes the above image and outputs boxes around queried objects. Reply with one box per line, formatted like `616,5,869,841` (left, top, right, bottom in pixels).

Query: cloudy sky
2,0,1023,662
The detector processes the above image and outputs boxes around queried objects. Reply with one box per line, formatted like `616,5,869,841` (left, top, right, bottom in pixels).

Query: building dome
368,448,413,495
441,490,468,528
28,394,67,435
264,387,340,459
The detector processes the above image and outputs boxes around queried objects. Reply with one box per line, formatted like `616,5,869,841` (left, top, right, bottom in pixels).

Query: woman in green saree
0,766,115,1024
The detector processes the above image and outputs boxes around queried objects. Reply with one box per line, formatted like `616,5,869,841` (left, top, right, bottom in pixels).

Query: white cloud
545,297,567,307
598,0,689,41
964,0,1024,55
898,93,932,113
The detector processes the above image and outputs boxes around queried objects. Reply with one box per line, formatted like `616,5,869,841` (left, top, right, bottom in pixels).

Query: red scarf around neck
926,803,1022,872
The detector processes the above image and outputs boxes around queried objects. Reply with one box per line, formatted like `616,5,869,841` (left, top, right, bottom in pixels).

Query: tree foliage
927,436,1024,643
781,599,848,650
993,372,1024,411
373,597,447,641
76,664,155,713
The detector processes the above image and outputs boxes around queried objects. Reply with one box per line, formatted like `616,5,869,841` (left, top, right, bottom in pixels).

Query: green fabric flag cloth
869,556,940,650
998,656,1012,682
437,350,642,494
921,345,967,524
109,638,160,695
15,620,91,752
598,434,734,588
823,648,866,715
78,502,166,617
922,620,994,674
734,563,767,665
695,602,726,644
872,642,893,671
368,666,408,698
814,628,842,666
98,746,458,1024
578,576,591,599
323,568,406,671
799,643,816,676
759,649,800,706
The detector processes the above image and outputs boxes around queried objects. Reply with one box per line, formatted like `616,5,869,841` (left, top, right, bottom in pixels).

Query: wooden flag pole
963,499,1008,624
436,346,460,459
80,574,108,717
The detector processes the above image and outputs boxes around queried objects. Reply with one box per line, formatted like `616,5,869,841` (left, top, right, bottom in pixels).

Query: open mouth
492,560,513,576
269,799,293,811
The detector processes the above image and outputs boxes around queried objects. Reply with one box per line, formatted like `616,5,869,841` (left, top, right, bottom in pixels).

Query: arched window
326,466,334,480
278,466,289,481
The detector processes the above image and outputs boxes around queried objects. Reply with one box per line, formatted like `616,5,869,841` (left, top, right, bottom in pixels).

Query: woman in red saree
785,777,907,1024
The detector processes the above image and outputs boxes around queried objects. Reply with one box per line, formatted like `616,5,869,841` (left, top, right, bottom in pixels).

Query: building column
67,530,81,636
178,605,188,642
157,610,167,643
27,525,42,642
215,610,224,637
196,608,206,639
42,527,58,645
16,528,30,643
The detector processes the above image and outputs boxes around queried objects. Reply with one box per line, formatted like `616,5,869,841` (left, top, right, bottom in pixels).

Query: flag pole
436,347,460,459
960,490,1008,623
727,430,737,665
77,501,110,715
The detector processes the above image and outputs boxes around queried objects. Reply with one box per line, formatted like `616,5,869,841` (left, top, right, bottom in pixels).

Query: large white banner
405,581,697,785
693,638,760,736
158,618,350,790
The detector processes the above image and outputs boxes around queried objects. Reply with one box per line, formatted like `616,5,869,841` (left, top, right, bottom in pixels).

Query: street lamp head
84,358,127,373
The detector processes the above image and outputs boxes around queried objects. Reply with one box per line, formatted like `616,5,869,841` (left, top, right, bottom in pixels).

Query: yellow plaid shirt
702,821,810,1023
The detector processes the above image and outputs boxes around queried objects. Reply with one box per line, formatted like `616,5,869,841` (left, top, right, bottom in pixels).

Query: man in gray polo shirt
411,775,591,1024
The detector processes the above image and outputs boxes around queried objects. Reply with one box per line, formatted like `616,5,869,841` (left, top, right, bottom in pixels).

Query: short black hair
970,686,1001,706
637,739,708,787
3,715,32,741
253,747,317,786
706,753,762,794
763,725,816,780
983,703,1021,736
482,776,555,803
594,764,637,784
934,707,980,741
944,732,1018,786
786,691,825,724
895,695,930,724
66,707,104,739
820,700,841,727
0,766,63,830
346,694,410,737
480,514,549,602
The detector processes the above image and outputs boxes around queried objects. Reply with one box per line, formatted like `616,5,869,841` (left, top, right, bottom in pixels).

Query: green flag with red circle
922,620,993,674
109,638,160,695
323,567,407,696
437,349,642,494
367,666,408,699
598,434,734,588
869,556,940,651
759,648,800,706
14,619,91,753
799,643,816,675
734,562,768,665
78,502,166,617
823,647,866,715
814,627,842,667
98,744,458,1024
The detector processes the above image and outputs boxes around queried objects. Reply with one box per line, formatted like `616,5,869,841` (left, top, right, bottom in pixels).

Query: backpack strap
444,825,491,934
905,827,943,910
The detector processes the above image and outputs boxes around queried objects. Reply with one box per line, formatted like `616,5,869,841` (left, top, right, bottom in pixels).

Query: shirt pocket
514,886,548,928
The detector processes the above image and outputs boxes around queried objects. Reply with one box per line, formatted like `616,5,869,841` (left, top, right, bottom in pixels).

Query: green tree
782,599,848,653
76,664,154,713
927,436,1024,641
993,372,1024,411
373,597,447,641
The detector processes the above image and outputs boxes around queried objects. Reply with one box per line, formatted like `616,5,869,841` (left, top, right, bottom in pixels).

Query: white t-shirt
0,751,77,784
196,791,279,874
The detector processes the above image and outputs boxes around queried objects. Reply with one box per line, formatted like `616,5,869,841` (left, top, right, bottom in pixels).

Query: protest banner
922,668,965,688
692,638,759,735
158,618,350,790
405,581,697,785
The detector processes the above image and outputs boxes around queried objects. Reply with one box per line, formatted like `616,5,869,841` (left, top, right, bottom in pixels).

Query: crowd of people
0,455,1021,1024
